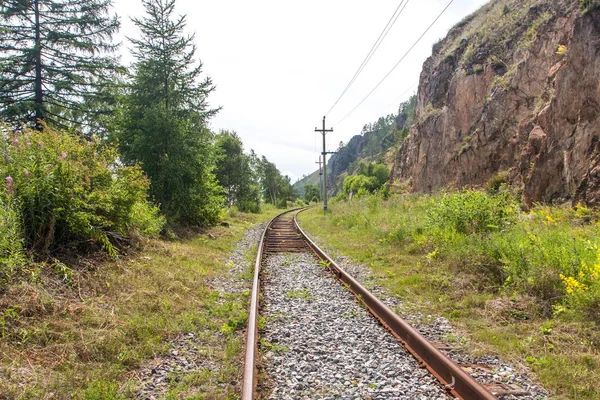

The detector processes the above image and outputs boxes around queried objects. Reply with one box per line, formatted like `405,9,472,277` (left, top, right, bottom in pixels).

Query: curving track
242,208,498,400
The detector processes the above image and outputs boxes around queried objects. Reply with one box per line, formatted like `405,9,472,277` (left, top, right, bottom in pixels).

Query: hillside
393,0,600,206
294,95,416,197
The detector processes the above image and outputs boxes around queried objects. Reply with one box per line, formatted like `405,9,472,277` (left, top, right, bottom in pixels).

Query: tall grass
325,190,600,319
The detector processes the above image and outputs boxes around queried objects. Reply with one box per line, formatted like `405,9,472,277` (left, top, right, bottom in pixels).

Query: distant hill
294,95,416,197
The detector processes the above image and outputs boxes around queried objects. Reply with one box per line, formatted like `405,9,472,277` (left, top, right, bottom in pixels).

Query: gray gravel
259,253,453,400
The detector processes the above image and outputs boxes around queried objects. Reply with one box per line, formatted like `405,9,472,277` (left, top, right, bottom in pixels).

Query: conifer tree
0,0,121,128
119,0,222,225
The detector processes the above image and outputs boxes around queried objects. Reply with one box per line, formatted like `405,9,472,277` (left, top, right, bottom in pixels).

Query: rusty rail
241,208,309,400
242,207,497,400
294,209,498,400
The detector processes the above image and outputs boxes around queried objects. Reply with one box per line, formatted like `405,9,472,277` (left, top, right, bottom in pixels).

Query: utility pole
315,116,333,211
315,156,323,201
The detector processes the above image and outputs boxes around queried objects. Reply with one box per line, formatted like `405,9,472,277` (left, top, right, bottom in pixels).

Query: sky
112,0,489,182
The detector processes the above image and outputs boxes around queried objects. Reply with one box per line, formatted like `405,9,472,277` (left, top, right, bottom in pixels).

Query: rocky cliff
392,0,600,206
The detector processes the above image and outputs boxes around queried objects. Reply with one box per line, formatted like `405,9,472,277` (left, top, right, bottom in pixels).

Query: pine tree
0,0,121,129
119,0,222,225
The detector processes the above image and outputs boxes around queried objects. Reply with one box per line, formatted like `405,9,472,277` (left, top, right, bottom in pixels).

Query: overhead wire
333,0,455,128
380,82,418,114
325,0,410,117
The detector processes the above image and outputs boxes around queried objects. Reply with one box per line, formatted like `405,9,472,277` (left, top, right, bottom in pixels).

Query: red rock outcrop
392,0,600,206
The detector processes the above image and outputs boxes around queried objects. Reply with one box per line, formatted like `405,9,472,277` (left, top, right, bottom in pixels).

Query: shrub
237,200,261,214
0,125,163,256
579,0,598,11
427,189,519,235
343,175,379,195
0,196,25,280
488,170,509,193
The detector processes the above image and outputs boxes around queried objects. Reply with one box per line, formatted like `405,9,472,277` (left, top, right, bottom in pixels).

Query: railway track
242,208,500,399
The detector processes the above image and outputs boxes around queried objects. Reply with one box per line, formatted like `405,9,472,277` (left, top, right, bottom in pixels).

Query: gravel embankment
260,253,453,400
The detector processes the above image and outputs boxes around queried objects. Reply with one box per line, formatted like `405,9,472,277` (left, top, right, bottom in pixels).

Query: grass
284,288,312,300
0,206,281,399
298,193,600,399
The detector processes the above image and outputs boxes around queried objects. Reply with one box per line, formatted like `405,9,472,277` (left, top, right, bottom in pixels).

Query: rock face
392,0,600,206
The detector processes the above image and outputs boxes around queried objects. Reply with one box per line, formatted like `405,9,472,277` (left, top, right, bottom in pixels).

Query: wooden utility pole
315,116,333,210
315,156,323,201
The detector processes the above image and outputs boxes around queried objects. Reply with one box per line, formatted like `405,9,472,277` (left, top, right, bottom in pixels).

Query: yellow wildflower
560,274,588,294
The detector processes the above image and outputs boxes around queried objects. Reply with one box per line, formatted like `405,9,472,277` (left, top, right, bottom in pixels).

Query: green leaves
214,130,262,213
0,0,121,128
119,0,222,226
0,125,163,257
427,190,519,235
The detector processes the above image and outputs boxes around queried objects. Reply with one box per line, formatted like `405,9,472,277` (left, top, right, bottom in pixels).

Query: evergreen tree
0,0,121,128
119,0,221,225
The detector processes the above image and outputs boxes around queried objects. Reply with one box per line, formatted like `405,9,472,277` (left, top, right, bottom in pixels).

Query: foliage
0,125,163,257
0,0,121,129
343,175,379,196
342,163,391,197
303,184,320,203
214,131,261,213
118,0,222,226
258,156,297,207
0,196,25,280
579,0,599,11
427,189,519,235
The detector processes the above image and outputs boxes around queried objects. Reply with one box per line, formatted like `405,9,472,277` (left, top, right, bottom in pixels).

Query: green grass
0,206,280,399
284,288,312,300
298,193,600,399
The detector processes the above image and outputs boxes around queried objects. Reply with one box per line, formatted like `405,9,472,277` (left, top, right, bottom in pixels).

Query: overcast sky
112,0,488,182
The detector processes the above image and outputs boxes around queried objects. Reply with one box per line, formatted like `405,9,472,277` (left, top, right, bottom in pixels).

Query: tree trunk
34,0,43,129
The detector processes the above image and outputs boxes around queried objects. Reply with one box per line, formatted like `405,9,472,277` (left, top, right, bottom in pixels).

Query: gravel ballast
259,253,453,400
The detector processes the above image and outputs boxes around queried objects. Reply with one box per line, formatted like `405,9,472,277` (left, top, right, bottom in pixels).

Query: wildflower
560,274,587,294
5,176,13,184
11,137,18,145
24,171,31,176
26,142,32,147
60,152,67,159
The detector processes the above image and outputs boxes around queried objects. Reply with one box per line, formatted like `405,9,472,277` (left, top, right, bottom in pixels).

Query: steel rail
241,207,308,400
294,209,498,400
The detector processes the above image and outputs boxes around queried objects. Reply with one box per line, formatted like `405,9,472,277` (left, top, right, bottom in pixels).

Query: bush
0,125,163,256
485,206,600,304
237,200,261,214
579,0,599,11
343,175,379,195
427,189,519,235
0,196,25,279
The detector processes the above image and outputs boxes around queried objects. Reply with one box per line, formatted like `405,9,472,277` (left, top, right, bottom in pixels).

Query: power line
380,82,418,114
333,0,455,127
325,0,410,117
